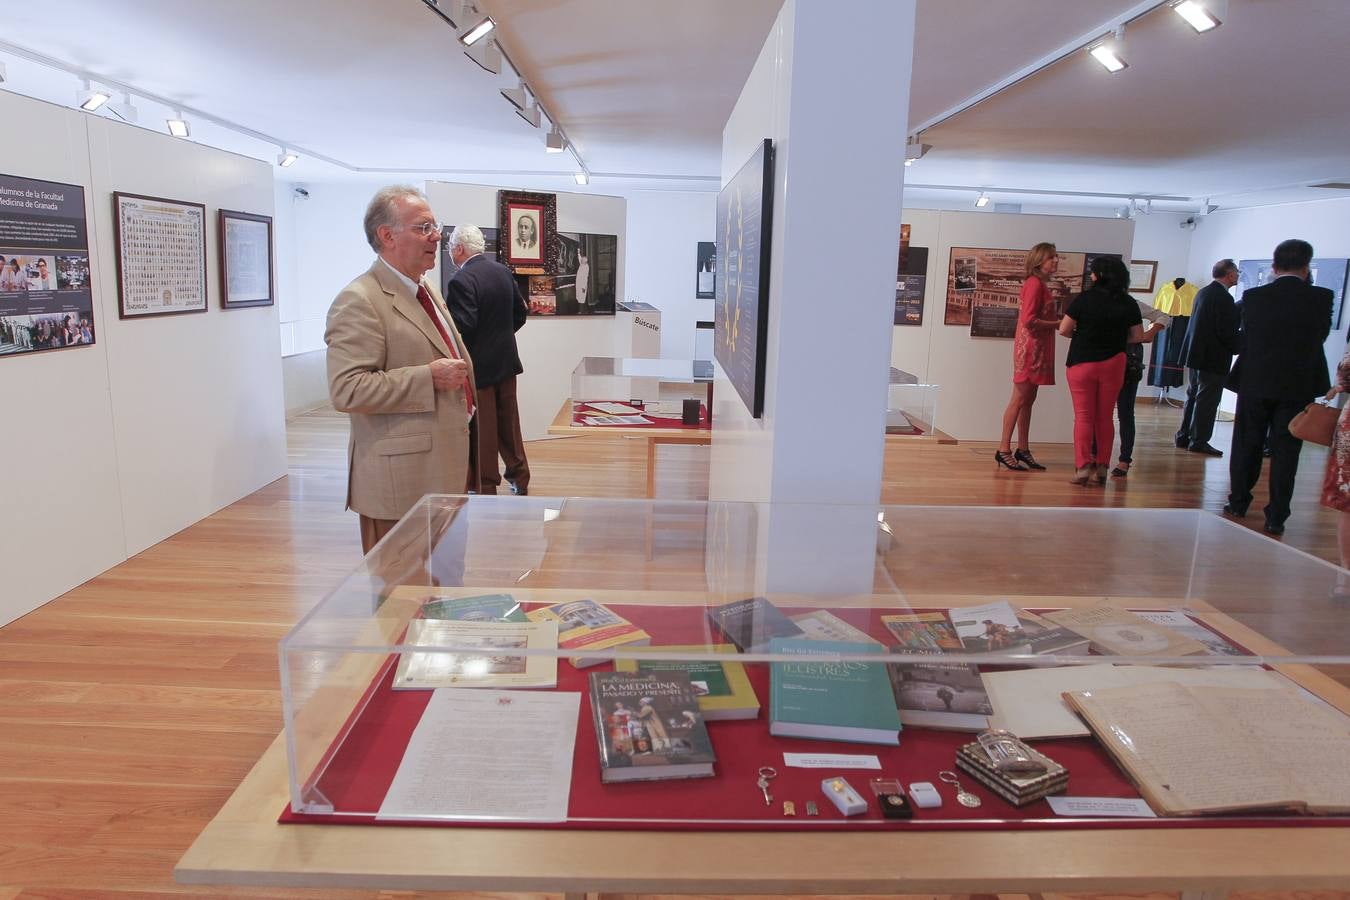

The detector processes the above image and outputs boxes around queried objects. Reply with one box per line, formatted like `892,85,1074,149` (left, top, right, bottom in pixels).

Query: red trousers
1066,353,1126,469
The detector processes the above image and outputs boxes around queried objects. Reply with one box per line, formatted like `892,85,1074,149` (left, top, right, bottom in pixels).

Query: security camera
293,186,310,200
1180,216,1197,230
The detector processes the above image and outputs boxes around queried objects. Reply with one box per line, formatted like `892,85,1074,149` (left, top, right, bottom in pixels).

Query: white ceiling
1,0,1348,210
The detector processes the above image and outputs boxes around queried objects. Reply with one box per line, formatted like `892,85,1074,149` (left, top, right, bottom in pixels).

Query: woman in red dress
1320,345,1350,571
996,243,1062,470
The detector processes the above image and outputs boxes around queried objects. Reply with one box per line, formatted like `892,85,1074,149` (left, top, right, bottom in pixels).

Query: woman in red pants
1058,256,1144,485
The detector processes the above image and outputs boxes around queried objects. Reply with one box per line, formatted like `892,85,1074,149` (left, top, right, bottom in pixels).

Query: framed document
1128,259,1158,294
113,191,207,318
497,190,557,274
218,209,274,309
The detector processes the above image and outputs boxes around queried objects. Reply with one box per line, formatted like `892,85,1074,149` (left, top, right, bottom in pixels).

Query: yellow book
615,644,759,721
526,598,650,668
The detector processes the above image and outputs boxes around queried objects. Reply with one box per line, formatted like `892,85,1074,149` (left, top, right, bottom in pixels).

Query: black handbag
1124,345,1145,384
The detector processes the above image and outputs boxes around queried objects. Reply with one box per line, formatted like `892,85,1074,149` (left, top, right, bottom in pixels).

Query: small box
821,776,868,816
681,398,701,425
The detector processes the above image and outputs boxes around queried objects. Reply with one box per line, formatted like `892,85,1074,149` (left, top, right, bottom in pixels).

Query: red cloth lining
279,604,1343,832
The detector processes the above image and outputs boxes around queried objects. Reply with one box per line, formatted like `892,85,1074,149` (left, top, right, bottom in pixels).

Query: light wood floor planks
0,401,1345,899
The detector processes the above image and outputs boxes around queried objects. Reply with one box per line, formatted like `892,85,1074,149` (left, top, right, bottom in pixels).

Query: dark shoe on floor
1174,434,1189,449
1222,503,1248,518
1189,443,1224,457
1263,521,1286,536
994,450,1028,471
1013,449,1046,470
1111,461,1131,478
507,480,528,496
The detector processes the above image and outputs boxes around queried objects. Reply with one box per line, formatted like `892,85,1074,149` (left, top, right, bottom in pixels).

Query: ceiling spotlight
166,113,190,138
500,82,528,111
77,80,111,112
459,13,496,45
1116,206,1131,219
1173,0,1224,32
516,103,541,129
108,92,138,124
545,126,566,153
574,172,589,186
974,192,991,208
904,136,931,165
463,38,502,74
277,150,299,168
1089,27,1128,73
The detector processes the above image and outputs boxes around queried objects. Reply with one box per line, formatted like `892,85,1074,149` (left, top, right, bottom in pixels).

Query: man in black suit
445,224,531,495
1175,258,1240,455
1224,239,1333,535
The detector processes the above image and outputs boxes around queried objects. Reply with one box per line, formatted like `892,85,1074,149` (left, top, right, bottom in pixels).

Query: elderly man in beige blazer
326,185,478,553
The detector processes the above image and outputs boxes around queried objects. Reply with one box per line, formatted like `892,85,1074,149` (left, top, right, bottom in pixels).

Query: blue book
768,638,902,746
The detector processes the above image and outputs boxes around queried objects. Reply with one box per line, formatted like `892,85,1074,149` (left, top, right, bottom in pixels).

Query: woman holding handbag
1319,344,1350,570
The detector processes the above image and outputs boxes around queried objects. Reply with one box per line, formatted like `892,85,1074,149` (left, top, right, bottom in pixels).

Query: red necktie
416,283,475,417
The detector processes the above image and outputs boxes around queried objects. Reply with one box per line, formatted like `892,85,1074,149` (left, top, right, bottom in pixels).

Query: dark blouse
1065,287,1143,368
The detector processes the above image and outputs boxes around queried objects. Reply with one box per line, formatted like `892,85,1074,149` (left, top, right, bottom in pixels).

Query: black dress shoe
1263,521,1286,536
1222,503,1247,518
1174,435,1189,449
1189,443,1224,457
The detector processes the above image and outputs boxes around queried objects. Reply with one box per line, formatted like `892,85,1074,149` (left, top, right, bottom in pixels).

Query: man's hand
430,358,469,390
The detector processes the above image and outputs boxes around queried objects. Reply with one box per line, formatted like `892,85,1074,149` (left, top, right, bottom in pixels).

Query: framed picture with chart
113,191,207,319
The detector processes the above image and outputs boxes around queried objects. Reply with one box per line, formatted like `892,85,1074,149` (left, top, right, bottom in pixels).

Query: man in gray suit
326,186,477,553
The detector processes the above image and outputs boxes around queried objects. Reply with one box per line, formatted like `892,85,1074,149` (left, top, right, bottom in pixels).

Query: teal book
768,638,902,745
419,594,526,623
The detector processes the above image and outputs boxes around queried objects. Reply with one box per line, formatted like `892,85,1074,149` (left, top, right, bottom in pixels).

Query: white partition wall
426,181,626,441
889,211,1135,443
0,90,285,624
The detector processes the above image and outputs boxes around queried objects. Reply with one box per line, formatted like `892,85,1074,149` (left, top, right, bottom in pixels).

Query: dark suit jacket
445,254,528,388
1226,275,1333,400
1178,279,1239,375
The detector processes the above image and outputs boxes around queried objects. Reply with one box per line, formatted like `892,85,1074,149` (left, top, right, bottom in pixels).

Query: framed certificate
1128,259,1158,294
113,191,207,318
219,209,275,309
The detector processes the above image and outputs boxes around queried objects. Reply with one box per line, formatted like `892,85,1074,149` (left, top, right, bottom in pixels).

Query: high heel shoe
1093,464,1107,485
1110,460,1130,478
1013,449,1046,470
1068,465,1092,485
994,450,1028,471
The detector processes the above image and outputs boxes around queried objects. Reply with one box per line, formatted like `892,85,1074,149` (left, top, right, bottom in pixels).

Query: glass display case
569,355,713,421
887,367,939,436
279,496,1350,830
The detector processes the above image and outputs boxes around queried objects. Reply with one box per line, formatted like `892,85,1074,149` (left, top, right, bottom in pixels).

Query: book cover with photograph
886,658,993,731
949,600,1032,653
615,644,759,720
589,670,716,782
419,593,526,623
527,598,650,667
392,619,558,690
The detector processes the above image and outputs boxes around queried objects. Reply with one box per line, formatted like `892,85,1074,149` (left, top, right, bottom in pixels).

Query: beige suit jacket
325,260,477,521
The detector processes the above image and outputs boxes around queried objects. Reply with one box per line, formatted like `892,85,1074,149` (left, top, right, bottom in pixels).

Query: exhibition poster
894,242,929,326
114,191,207,318
715,138,774,418
946,246,1107,337
0,172,95,357
696,241,716,299
1238,256,1348,331
441,226,616,317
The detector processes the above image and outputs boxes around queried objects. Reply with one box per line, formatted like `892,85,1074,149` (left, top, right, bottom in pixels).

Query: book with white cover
393,619,558,690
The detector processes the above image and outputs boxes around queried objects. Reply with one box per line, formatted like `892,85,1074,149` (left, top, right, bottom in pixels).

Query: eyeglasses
400,221,443,237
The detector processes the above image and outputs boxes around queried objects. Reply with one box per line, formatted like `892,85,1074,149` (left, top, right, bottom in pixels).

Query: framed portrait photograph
696,241,716,299
497,190,558,274
218,209,275,309
1128,259,1158,294
113,191,207,318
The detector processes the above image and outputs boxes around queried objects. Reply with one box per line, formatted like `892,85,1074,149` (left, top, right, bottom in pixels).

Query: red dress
1321,349,1350,512
1012,275,1056,385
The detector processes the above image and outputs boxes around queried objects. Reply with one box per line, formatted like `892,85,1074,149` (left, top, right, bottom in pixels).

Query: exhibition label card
379,688,580,822
782,753,882,770
1045,796,1156,818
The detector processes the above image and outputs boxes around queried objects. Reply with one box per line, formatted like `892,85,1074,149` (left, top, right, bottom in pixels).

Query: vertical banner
0,173,94,357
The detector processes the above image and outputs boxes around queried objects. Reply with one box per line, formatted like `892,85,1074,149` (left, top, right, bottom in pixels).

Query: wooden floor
0,401,1346,900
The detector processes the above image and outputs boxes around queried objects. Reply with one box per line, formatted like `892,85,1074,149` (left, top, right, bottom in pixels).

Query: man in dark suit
1175,258,1240,455
445,224,530,495
1224,239,1333,535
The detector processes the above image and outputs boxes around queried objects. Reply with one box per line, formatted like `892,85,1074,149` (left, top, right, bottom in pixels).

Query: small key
938,769,982,808
756,765,777,806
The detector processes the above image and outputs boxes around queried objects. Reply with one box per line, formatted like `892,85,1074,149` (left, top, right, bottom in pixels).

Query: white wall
425,181,627,442
1186,197,1350,384
887,211,1135,442
0,90,285,624
623,191,717,359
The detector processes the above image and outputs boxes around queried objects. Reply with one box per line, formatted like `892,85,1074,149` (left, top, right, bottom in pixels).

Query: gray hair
448,224,486,256
363,185,427,252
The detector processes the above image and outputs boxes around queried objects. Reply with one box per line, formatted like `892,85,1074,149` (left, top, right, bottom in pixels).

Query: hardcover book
1015,610,1090,655
1042,604,1208,657
615,644,760,720
392,619,558,690
886,658,993,731
705,596,803,652
949,600,1032,653
419,593,526,623
880,611,964,653
589,670,716,782
768,638,901,745
526,598,651,667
